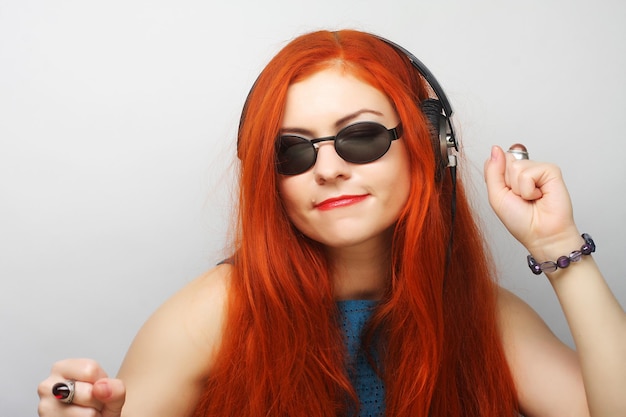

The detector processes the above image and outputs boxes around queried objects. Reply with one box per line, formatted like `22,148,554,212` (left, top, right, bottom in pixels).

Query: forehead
281,67,395,129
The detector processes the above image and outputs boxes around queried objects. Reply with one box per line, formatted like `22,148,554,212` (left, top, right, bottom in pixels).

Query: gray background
1,0,624,415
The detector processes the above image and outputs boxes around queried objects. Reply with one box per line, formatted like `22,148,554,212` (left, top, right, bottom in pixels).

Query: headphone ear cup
420,99,449,181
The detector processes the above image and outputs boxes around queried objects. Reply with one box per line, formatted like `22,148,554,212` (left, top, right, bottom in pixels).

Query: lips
315,194,369,211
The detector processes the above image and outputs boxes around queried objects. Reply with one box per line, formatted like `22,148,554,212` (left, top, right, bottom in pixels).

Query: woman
37,29,625,417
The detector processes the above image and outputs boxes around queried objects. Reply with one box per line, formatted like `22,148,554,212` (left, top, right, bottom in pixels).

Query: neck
327,237,391,301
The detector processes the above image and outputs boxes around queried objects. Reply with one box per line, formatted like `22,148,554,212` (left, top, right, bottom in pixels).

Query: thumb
483,145,507,208
93,379,126,417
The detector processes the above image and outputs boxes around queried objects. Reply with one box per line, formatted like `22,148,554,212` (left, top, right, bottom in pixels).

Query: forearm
544,250,626,417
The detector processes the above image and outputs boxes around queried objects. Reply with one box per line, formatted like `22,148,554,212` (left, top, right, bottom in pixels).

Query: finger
483,145,508,208
515,165,544,201
52,358,109,383
38,396,95,417
93,379,126,417
503,151,543,201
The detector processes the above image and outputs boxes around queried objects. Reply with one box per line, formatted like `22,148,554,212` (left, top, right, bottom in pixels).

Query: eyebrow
280,109,384,136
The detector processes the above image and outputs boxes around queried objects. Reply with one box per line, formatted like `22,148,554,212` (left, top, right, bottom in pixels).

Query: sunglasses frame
276,121,403,175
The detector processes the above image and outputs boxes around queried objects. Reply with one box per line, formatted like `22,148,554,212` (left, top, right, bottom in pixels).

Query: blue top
337,300,385,417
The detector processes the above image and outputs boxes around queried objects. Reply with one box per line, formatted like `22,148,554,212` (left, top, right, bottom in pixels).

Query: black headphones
372,35,459,180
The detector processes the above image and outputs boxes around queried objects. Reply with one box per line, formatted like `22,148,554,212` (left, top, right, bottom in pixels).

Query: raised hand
483,144,580,258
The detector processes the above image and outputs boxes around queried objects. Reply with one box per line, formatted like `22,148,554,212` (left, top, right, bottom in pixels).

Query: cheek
386,168,411,216
277,177,307,223
384,146,412,204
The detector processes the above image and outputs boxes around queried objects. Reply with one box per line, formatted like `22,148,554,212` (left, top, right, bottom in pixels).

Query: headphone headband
372,35,454,119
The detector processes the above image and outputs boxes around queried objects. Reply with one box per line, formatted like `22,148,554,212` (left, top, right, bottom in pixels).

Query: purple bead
540,261,558,273
569,250,582,262
581,243,593,255
527,255,542,275
582,233,596,252
556,256,570,268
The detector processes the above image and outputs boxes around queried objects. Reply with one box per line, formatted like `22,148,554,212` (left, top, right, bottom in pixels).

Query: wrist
524,228,582,261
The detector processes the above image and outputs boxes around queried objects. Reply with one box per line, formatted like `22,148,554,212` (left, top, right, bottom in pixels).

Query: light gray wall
1,1,624,415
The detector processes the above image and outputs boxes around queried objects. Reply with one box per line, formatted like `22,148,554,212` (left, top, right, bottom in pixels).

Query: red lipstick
315,195,368,211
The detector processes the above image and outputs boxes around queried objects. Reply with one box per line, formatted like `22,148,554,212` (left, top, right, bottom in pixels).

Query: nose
313,141,351,183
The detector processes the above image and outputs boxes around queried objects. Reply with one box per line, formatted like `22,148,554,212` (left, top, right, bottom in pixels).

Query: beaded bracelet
527,233,596,275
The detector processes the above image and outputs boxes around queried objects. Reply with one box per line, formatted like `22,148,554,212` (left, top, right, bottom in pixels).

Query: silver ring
52,380,75,404
507,143,529,160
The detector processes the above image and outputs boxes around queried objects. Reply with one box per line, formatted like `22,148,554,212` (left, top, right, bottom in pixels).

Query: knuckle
37,399,56,417
51,358,106,382
79,359,103,379
50,359,66,374
37,380,50,398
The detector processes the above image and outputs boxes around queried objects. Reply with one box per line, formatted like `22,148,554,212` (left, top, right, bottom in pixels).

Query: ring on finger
507,143,530,160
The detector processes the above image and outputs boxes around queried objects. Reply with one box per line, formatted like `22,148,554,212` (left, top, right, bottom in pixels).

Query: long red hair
194,30,518,417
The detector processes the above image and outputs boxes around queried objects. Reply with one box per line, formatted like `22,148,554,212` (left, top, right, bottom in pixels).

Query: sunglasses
276,121,403,175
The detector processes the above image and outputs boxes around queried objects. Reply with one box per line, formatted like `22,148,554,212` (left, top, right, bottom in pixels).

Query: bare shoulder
172,262,232,352
125,263,232,372
117,263,232,417
160,264,232,357
496,286,589,417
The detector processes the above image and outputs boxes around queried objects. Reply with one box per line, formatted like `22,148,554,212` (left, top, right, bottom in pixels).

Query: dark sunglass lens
335,123,392,164
276,136,316,175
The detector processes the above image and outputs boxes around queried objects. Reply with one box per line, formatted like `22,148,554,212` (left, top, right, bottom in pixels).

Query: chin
294,220,396,250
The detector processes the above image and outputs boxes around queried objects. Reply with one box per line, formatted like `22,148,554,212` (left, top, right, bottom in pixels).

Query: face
277,66,411,250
